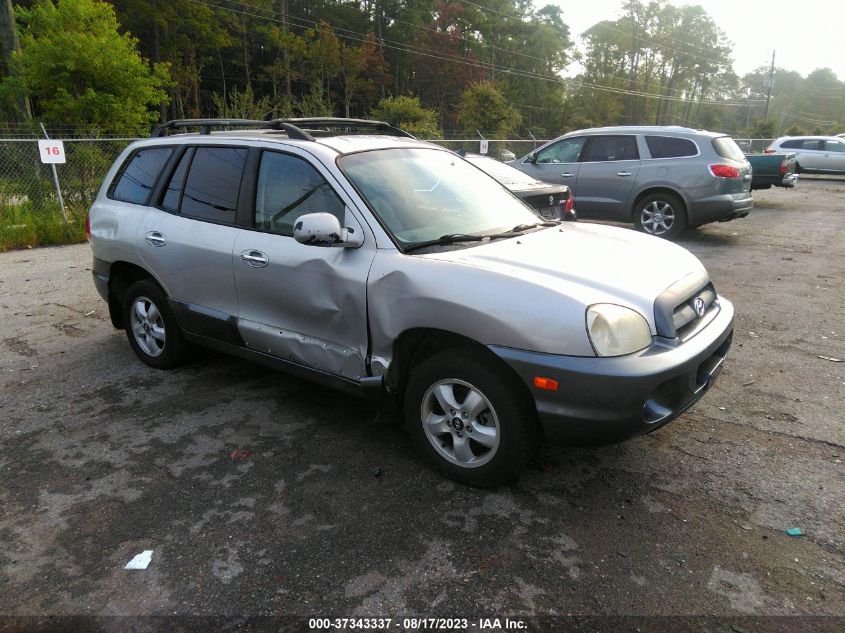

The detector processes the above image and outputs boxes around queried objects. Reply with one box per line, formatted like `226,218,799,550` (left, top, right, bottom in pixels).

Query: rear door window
712,137,746,162
583,135,639,162
645,136,698,159
180,147,248,224
110,147,173,205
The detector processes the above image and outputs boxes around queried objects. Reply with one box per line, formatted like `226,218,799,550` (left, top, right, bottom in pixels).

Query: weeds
0,201,87,251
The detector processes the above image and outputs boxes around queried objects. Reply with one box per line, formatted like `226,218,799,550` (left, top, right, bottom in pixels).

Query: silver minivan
89,118,734,487
509,126,753,239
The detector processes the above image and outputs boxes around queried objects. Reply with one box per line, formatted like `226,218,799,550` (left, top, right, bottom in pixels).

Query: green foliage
211,84,272,120
458,82,522,137
751,119,776,138
785,125,805,137
294,87,333,117
370,96,440,138
1,0,170,135
0,201,87,251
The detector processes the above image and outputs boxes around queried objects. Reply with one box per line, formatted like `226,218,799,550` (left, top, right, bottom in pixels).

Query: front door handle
240,250,268,268
617,171,632,177
145,231,166,247
561,172,574,177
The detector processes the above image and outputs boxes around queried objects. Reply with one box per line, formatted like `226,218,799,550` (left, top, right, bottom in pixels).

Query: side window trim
151,144,193,213
107,145,175,205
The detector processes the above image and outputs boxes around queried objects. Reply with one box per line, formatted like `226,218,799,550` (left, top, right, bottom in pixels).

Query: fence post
39,122,71,237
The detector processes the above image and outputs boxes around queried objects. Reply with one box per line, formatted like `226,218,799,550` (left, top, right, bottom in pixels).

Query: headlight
586,304,652,357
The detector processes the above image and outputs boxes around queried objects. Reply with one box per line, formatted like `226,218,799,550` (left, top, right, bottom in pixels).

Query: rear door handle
561,172,574,177
145,231,166,247
617,171,632,177
240,249,268,268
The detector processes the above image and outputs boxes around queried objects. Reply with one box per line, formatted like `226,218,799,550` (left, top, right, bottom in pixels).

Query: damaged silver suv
89,118,734,487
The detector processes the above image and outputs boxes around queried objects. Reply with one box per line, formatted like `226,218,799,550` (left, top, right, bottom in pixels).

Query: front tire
123,279,188,369
403,349,538,487
633,192,687,240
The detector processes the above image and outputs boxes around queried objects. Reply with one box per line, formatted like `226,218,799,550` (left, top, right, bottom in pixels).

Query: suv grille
672,284,717,340
653,272,717,340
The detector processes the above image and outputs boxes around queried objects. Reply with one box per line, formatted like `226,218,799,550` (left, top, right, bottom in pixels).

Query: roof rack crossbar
151,118,314,141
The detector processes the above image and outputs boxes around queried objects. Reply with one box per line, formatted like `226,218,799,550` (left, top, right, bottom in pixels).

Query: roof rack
151,119,315,140
284,118,416,139
150,117,415,140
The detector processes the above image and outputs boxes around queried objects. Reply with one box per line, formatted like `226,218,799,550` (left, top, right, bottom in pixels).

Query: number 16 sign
38,139,66,164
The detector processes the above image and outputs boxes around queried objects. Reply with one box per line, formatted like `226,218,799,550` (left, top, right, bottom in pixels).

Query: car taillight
709,164,741,178
764,148,776,154
564,195,573,213
779,160,788,174
85,212,91,239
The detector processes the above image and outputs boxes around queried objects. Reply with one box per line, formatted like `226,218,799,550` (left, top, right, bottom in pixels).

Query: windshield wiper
489,221,559,239
403,233,485,253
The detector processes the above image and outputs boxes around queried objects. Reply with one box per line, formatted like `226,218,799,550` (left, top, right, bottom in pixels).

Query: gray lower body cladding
490,298,734,445
689,192,753,225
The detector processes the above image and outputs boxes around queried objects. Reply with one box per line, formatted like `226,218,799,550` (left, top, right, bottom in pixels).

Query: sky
540,0,845,80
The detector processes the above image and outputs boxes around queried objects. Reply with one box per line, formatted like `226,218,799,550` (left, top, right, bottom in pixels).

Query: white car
767,136,845,174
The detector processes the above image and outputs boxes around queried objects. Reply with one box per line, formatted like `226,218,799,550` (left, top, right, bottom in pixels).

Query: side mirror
524,152,537,164
293,212,363,248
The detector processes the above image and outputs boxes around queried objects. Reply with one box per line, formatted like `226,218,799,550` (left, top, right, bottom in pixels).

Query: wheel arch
385,327,534,411
384,328,544,440
107,261,160,329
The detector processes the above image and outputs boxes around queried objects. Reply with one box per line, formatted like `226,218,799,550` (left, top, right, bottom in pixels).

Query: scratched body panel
233,211,374,379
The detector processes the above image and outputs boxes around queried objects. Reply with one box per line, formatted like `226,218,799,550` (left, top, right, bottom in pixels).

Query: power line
188,0,761,109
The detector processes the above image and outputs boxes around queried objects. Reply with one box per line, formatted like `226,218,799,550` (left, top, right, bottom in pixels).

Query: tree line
1,0,843,138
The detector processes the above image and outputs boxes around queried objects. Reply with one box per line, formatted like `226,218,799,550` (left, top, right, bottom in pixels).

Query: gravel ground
0,178,843,631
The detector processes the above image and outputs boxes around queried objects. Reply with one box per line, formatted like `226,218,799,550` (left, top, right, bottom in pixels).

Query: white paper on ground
124,550,153,570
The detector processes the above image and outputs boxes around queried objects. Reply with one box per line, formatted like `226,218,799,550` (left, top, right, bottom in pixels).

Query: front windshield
339,148,542,247
465,155,540,186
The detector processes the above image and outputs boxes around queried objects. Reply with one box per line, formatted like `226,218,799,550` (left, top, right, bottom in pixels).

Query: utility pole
0,0,31,122
764,50,775,120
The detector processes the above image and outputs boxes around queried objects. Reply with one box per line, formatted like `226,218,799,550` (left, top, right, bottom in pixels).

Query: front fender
367,250,596,365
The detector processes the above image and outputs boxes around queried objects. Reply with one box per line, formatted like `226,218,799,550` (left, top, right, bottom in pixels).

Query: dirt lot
1,178,843,631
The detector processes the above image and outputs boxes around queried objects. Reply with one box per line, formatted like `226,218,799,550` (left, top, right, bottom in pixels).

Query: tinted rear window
110,147,173,205
712,137,746,162
180,147,248,224
645,136,698,159
583,135,639,162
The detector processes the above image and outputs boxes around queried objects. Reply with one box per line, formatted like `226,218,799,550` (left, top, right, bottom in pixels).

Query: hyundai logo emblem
694,297,706,317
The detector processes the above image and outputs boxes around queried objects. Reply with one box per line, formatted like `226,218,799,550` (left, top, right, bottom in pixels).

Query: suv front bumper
490,297,734,445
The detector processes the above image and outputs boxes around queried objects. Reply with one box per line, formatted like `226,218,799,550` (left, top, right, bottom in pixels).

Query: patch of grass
0,201,88,252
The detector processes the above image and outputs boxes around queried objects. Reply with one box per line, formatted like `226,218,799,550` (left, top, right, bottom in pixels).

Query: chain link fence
0,135,780,213
0,139,135,212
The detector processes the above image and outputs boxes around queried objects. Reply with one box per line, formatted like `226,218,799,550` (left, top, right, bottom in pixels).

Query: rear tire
123,280,188,369
403,349,538,487
633,192,687,240
794,162,802,174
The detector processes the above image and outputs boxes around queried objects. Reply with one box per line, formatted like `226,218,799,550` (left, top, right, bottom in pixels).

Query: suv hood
425,223,707,331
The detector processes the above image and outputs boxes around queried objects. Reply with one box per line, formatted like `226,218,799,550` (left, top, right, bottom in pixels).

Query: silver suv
89,118,734,486
509,126,753,239
767,136,845,174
